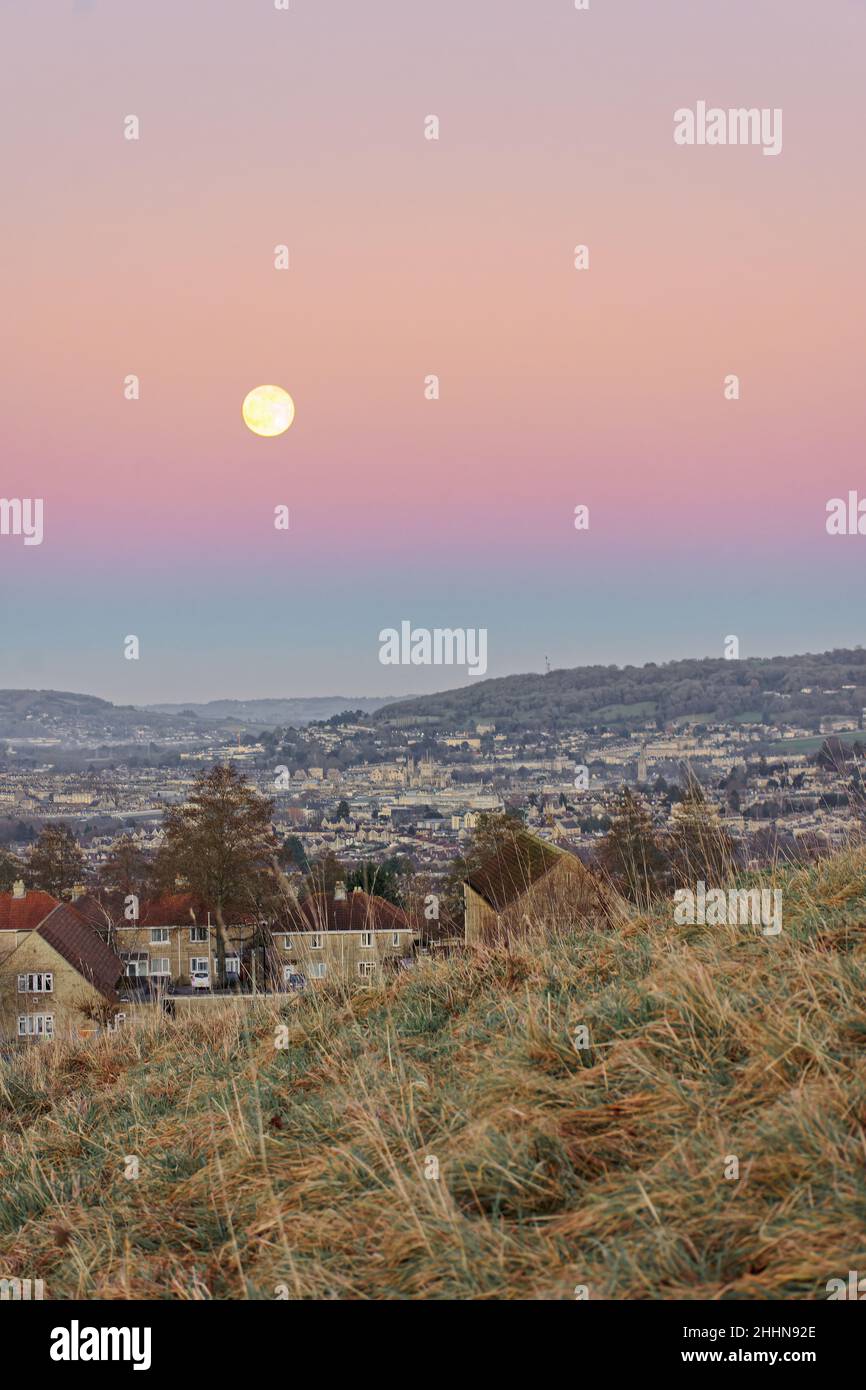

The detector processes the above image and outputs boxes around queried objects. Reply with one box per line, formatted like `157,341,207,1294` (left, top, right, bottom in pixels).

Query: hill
143,696,392,728
375,647,866,735
0,690,204,741
1,846,865,1298
0,690,392,745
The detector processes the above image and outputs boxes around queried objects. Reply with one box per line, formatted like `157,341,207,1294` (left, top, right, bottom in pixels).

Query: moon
242,384,295,437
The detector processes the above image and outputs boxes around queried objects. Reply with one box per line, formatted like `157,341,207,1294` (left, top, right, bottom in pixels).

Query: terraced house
0,882,62,965
113,893,258,988
273,885,415,985
0,893,124,1043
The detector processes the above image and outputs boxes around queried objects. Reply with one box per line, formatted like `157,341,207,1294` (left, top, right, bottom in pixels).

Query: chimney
12,879,25,899
334,882,347,902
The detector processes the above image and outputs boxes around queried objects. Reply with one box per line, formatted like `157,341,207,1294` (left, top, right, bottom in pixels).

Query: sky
1,0,864,703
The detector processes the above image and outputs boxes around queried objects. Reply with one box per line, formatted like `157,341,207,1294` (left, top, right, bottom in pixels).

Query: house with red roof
0,900,125,1043
0,882,62,966
272,884,415,986
112,892,259,989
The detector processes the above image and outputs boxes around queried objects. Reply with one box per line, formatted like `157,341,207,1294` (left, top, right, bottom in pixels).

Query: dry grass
3,847,866,1299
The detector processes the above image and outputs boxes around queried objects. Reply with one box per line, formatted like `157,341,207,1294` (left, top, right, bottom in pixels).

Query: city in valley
1,648,864,1015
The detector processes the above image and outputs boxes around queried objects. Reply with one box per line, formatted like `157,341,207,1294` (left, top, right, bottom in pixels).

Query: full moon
242,385,295,437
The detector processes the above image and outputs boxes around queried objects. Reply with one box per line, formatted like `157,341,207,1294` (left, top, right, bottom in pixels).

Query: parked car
191,970,211,991
285,972,306,992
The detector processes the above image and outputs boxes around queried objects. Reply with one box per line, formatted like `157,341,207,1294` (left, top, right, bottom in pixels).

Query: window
281,935,292,950
189,926,208,943
360,931,373,948
18,1014,54,1038
225,956,240,975
358,961,375,978
17,972,53,993
310,933,323,950
308,961,326,979
150,928,169,944
150,958,171,977
122,952,149,978
190,957,209,974
392,933,400,948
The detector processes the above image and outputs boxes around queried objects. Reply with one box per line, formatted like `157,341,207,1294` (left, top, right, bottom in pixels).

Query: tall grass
2,847,866,1299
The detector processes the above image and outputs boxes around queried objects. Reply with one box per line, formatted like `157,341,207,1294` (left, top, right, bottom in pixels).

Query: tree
0,849,24,893
301,851,347,900
466,811,525,862
158,765,277,988
335,799,351,823
598,789,669,909
28,823,86,897
667,776,735,887
277,834,308,873
99,834,151,898
346,856,411,906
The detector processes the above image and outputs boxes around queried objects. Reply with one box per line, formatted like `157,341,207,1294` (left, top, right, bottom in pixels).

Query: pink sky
1,1,864,700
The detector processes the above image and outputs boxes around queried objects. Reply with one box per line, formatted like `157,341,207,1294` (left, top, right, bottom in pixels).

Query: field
768,730,863,755
2,849,866,1300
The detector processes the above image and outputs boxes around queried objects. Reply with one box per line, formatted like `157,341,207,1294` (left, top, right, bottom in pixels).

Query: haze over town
3,647,865,897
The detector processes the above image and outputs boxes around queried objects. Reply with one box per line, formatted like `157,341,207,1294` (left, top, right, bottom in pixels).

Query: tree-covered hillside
375,649,866,734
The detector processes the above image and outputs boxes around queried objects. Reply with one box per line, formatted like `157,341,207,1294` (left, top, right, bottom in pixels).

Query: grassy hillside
2,849,866,1300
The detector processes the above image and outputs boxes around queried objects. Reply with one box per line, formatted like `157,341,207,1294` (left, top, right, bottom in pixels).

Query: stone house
0,884,62,966
273,886,415,985
0,903,124,1043
463,830,612,946
112,893,259,988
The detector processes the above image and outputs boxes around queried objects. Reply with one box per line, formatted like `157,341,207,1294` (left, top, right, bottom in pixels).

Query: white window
122,952,149,978
150,958,171,977
358,961,375,978
18,1014,54,1038
189,926,208,943
310,933,323,950
191,957,209,974
225,956,240,976
308,961,327,979
360,931,373,948
392,933,400,948
150,928,169,944
281,935,292,950
17,972,53,993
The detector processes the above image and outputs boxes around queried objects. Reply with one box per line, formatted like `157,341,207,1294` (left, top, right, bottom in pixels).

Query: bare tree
158,765,277,988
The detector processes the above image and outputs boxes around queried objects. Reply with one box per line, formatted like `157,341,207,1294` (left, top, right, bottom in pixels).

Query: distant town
2,653,865,887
